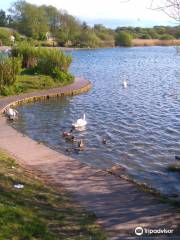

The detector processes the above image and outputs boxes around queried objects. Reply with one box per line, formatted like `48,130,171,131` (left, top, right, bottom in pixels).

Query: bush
77,30,101,48
115,31,132,47
52,67,74,82
139,33,151,39
0,55,22,91
159,34,175,40
35,48,72,75
12,43,73,82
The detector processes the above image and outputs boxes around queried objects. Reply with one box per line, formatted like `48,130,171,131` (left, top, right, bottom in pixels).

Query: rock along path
0,78,179,239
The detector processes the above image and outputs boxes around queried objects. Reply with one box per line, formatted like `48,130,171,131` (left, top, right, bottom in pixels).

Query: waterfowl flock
62,113,110,154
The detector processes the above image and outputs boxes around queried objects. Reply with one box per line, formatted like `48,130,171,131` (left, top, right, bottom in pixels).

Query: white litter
14,184,24,189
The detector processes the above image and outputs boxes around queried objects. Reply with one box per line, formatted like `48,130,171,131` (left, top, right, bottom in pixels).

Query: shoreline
1,40,180,53
0,77,92,112
0,78,180,238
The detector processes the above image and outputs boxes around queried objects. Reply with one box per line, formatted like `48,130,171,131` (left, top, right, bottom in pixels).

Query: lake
11,47,180,196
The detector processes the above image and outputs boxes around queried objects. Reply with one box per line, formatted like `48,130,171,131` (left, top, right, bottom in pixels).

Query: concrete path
0,78,179,239
0,77,92,111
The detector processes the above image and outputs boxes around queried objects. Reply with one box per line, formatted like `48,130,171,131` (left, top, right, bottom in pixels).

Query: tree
41,5,61,33
115,31,132,47
9,1,49,39
149,0,180,21
0,10,7,26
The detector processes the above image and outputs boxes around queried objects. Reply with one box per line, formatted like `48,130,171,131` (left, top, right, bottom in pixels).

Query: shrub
0,55,22,91
35,48,72,75
77,30,101,48
139,33,151,39
159,34,175,40
115,31,132,47
52,67,74,82
12,43,73,81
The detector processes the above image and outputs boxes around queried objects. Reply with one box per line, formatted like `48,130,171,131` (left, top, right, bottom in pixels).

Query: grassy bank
0,44,74,96
0,74,74,96
0,150,106,239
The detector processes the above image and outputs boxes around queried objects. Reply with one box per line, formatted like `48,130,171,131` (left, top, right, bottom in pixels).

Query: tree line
0,0,180,48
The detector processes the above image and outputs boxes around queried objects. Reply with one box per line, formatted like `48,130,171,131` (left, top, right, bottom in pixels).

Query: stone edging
0,77,92,114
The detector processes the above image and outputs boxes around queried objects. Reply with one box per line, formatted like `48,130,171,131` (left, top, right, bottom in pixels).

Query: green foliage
52,67,74,82
0,74,73,96
13,31,21,41
159,34,175,40
11,43,73,85
115,31,132,47
0,43,74,95
115,26,180,41
77,29,101,48
12,42,37,68
0,29,11,45
3,0,180,48
42,5,60,33
0,55,21,91
7,1,115,48
139,33,151,39
35,47,72,75
10,1,49,39
0,10,7,27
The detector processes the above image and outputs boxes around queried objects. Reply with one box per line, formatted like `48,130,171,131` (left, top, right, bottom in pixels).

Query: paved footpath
0,78,179,239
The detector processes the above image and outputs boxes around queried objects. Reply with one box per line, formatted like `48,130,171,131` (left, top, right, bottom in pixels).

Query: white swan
72,114,87,128
123,80,128,88
5,108,18,120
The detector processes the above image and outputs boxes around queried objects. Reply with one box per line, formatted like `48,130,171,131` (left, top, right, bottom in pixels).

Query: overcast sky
1,0,177,28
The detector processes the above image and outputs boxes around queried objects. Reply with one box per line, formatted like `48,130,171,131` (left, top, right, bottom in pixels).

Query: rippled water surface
12,47,180,195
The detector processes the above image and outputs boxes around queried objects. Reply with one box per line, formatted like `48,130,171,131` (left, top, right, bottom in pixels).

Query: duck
65,135,75,142
72,114,87,128
102,138,107,144
123,80,128,88
5,107,18,120
175,156,180,161
62,129,73,137
78,139,84,149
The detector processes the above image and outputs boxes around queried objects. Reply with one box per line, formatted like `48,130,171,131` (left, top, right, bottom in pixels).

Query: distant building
46,32,56,42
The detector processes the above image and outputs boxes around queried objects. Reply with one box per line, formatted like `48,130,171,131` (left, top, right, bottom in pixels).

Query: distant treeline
0,0,180,48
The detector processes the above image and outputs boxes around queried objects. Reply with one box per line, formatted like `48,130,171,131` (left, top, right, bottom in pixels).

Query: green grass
0,151,106,239
0,73,74,96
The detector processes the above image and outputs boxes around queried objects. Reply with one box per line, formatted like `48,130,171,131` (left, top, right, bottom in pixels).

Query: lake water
11,47,180,196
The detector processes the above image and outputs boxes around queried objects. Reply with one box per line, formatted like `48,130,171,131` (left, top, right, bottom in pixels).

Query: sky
0,0,177,28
